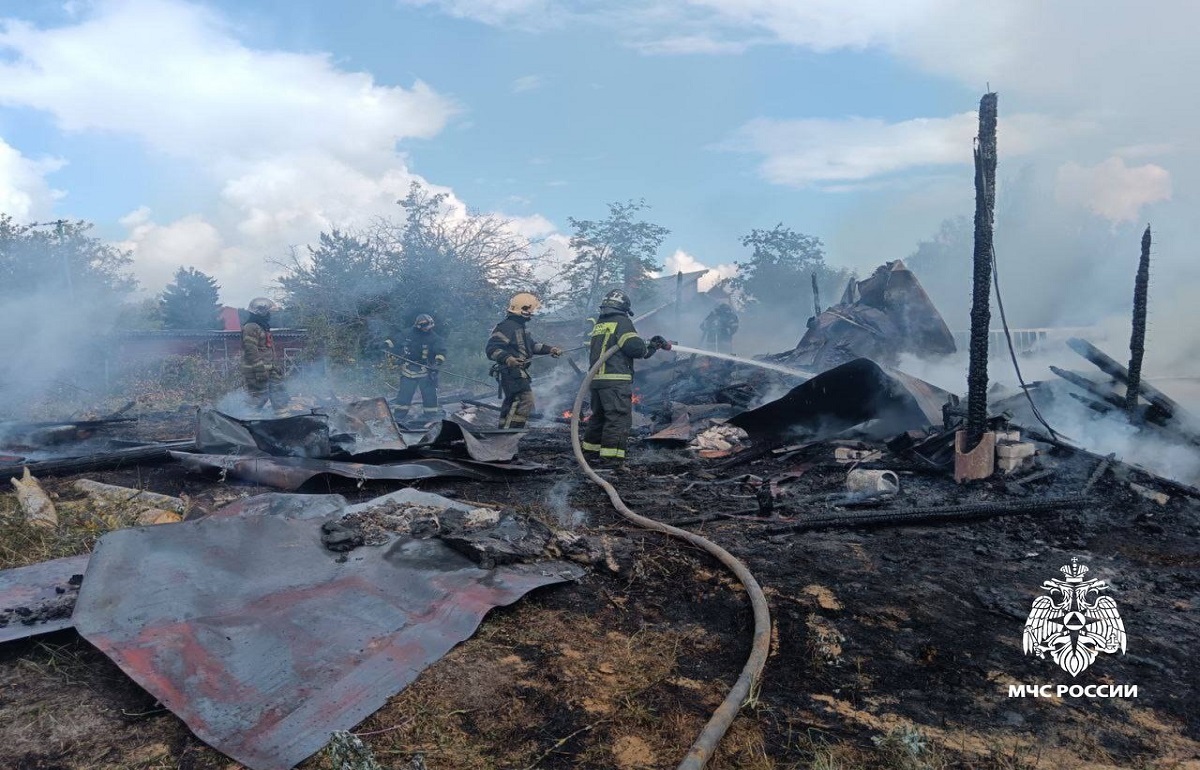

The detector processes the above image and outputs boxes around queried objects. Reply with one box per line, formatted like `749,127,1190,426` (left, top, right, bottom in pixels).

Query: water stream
669,344,815,380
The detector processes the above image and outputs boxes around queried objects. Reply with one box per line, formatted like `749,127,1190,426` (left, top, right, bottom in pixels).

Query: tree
558,200,669,316
730,224,848,314
0,215,134,301
114,297,165,330
160,266,222,330
278,182,546,366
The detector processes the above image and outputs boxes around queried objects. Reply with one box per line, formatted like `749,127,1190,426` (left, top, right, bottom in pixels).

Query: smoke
0,287,123,418
543,477,588,528
897,334,1200,485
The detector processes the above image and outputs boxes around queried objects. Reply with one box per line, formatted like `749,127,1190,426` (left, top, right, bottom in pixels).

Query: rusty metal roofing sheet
0,554,89,643
417,417,523,462
173,452,545,491
73,489,583,770
196,399,408,461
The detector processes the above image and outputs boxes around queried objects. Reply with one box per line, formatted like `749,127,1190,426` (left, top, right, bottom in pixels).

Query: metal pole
965,93,998,449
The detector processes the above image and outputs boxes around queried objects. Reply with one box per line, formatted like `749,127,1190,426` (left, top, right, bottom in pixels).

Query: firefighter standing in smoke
241,297,289,412
387,313,446,424
701,302,739,354
583,289,669,461
485,293,563,428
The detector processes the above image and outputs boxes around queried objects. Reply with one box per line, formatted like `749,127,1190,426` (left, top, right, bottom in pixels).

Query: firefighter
241,297,289,413
387,313,446,424
485,293,563,428
582,289,670,462
701,302,739,353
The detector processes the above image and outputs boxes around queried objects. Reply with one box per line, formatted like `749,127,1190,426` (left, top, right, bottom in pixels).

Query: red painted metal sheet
72,493,582,770
0,554,89,643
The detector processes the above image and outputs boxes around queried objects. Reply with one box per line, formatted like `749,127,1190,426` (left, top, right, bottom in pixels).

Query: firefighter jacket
702,305,739,338
241,315,278,376
486,313,553,382
398,328,447,378
588,311,656,387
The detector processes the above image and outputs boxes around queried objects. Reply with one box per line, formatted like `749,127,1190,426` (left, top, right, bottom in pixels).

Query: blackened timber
1050,366,1171,427
1125,226,1151,416
1067,337,1189,422
765,495,1093,536
0,440,195,478
811,272,821,316
966,92,998,448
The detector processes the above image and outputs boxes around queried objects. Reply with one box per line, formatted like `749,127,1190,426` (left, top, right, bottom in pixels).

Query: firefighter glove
505,356,528,368
649,335,671,351
549,346,564,358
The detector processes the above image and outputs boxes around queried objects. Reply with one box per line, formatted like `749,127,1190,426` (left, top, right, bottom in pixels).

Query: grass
0,478,169,569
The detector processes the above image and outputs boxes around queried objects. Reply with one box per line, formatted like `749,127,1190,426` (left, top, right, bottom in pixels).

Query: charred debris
1,94,1198,770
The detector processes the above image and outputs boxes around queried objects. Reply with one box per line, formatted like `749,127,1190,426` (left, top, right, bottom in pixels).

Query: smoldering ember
1,97,1198,770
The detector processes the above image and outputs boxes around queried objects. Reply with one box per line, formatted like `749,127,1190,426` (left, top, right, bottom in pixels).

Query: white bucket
845,469,900,496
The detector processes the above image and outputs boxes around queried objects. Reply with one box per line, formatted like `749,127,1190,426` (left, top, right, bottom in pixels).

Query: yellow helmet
507,292,541,319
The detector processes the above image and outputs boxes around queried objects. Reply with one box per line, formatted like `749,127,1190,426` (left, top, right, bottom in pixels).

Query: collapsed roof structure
772,259,956,372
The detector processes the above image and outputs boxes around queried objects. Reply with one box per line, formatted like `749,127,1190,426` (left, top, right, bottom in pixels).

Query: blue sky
0,0,1195,335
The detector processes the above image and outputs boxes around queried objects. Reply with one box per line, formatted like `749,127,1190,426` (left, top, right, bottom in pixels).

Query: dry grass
0,478,176,569
294,600,773,770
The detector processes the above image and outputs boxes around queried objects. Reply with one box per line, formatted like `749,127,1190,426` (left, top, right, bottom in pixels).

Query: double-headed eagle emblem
1023,558,1126,677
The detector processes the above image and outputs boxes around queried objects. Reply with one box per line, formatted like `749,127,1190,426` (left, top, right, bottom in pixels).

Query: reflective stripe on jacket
588,311,649,383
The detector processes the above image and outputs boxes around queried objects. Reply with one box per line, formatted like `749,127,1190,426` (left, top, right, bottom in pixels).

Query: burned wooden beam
766,495,1093,536
965,92,998,450
1125,225,1151,416
811,272,821,316
1050,366,1172,427
0,439,195,478
1067,337,1190,422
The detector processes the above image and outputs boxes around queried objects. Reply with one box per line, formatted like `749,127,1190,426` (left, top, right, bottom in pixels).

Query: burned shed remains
772,259,956,372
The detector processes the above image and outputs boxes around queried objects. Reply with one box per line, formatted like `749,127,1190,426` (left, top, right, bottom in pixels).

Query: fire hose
569,344,771,770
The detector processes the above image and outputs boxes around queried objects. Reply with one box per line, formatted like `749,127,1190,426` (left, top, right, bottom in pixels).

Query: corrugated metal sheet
173,452,544,490
73,490,582,770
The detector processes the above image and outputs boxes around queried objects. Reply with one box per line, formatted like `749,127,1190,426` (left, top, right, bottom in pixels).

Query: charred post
811,272,822,316
965,92,998,449
1125,225,1151,416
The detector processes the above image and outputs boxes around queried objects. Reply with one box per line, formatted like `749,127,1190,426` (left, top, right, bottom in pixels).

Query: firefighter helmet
414,313,435,331
507,292,541,319
248,297,275,316
599,289,632,315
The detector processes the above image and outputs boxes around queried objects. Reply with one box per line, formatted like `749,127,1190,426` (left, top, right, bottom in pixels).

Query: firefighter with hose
582,289,670,463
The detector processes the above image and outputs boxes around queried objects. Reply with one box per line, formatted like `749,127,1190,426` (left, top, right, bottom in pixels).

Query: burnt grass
1,414,1199,769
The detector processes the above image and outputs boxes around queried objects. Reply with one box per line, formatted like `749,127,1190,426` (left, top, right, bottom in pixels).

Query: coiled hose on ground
569,346,772,770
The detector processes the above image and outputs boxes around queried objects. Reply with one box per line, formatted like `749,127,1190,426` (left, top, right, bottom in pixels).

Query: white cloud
397,0,554,27
1055,157,1171,224
659,249,736,292
511,74,546,93
0,0,463,301
0,137,65,220
723,111,1091,188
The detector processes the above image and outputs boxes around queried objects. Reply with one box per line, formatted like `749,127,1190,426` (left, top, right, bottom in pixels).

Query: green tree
731,224,848,314
114,297,165,330
0,215,134,300
559,199,669,316
278,182,545,368
160,266,222,329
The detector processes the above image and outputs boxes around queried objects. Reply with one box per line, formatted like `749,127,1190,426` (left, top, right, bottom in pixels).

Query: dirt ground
1,412,1199,770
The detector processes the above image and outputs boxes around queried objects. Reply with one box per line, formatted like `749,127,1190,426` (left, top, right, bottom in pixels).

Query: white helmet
248,297,276,316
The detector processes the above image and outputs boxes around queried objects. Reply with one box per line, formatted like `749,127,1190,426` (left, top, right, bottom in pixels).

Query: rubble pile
1,265,1198,769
